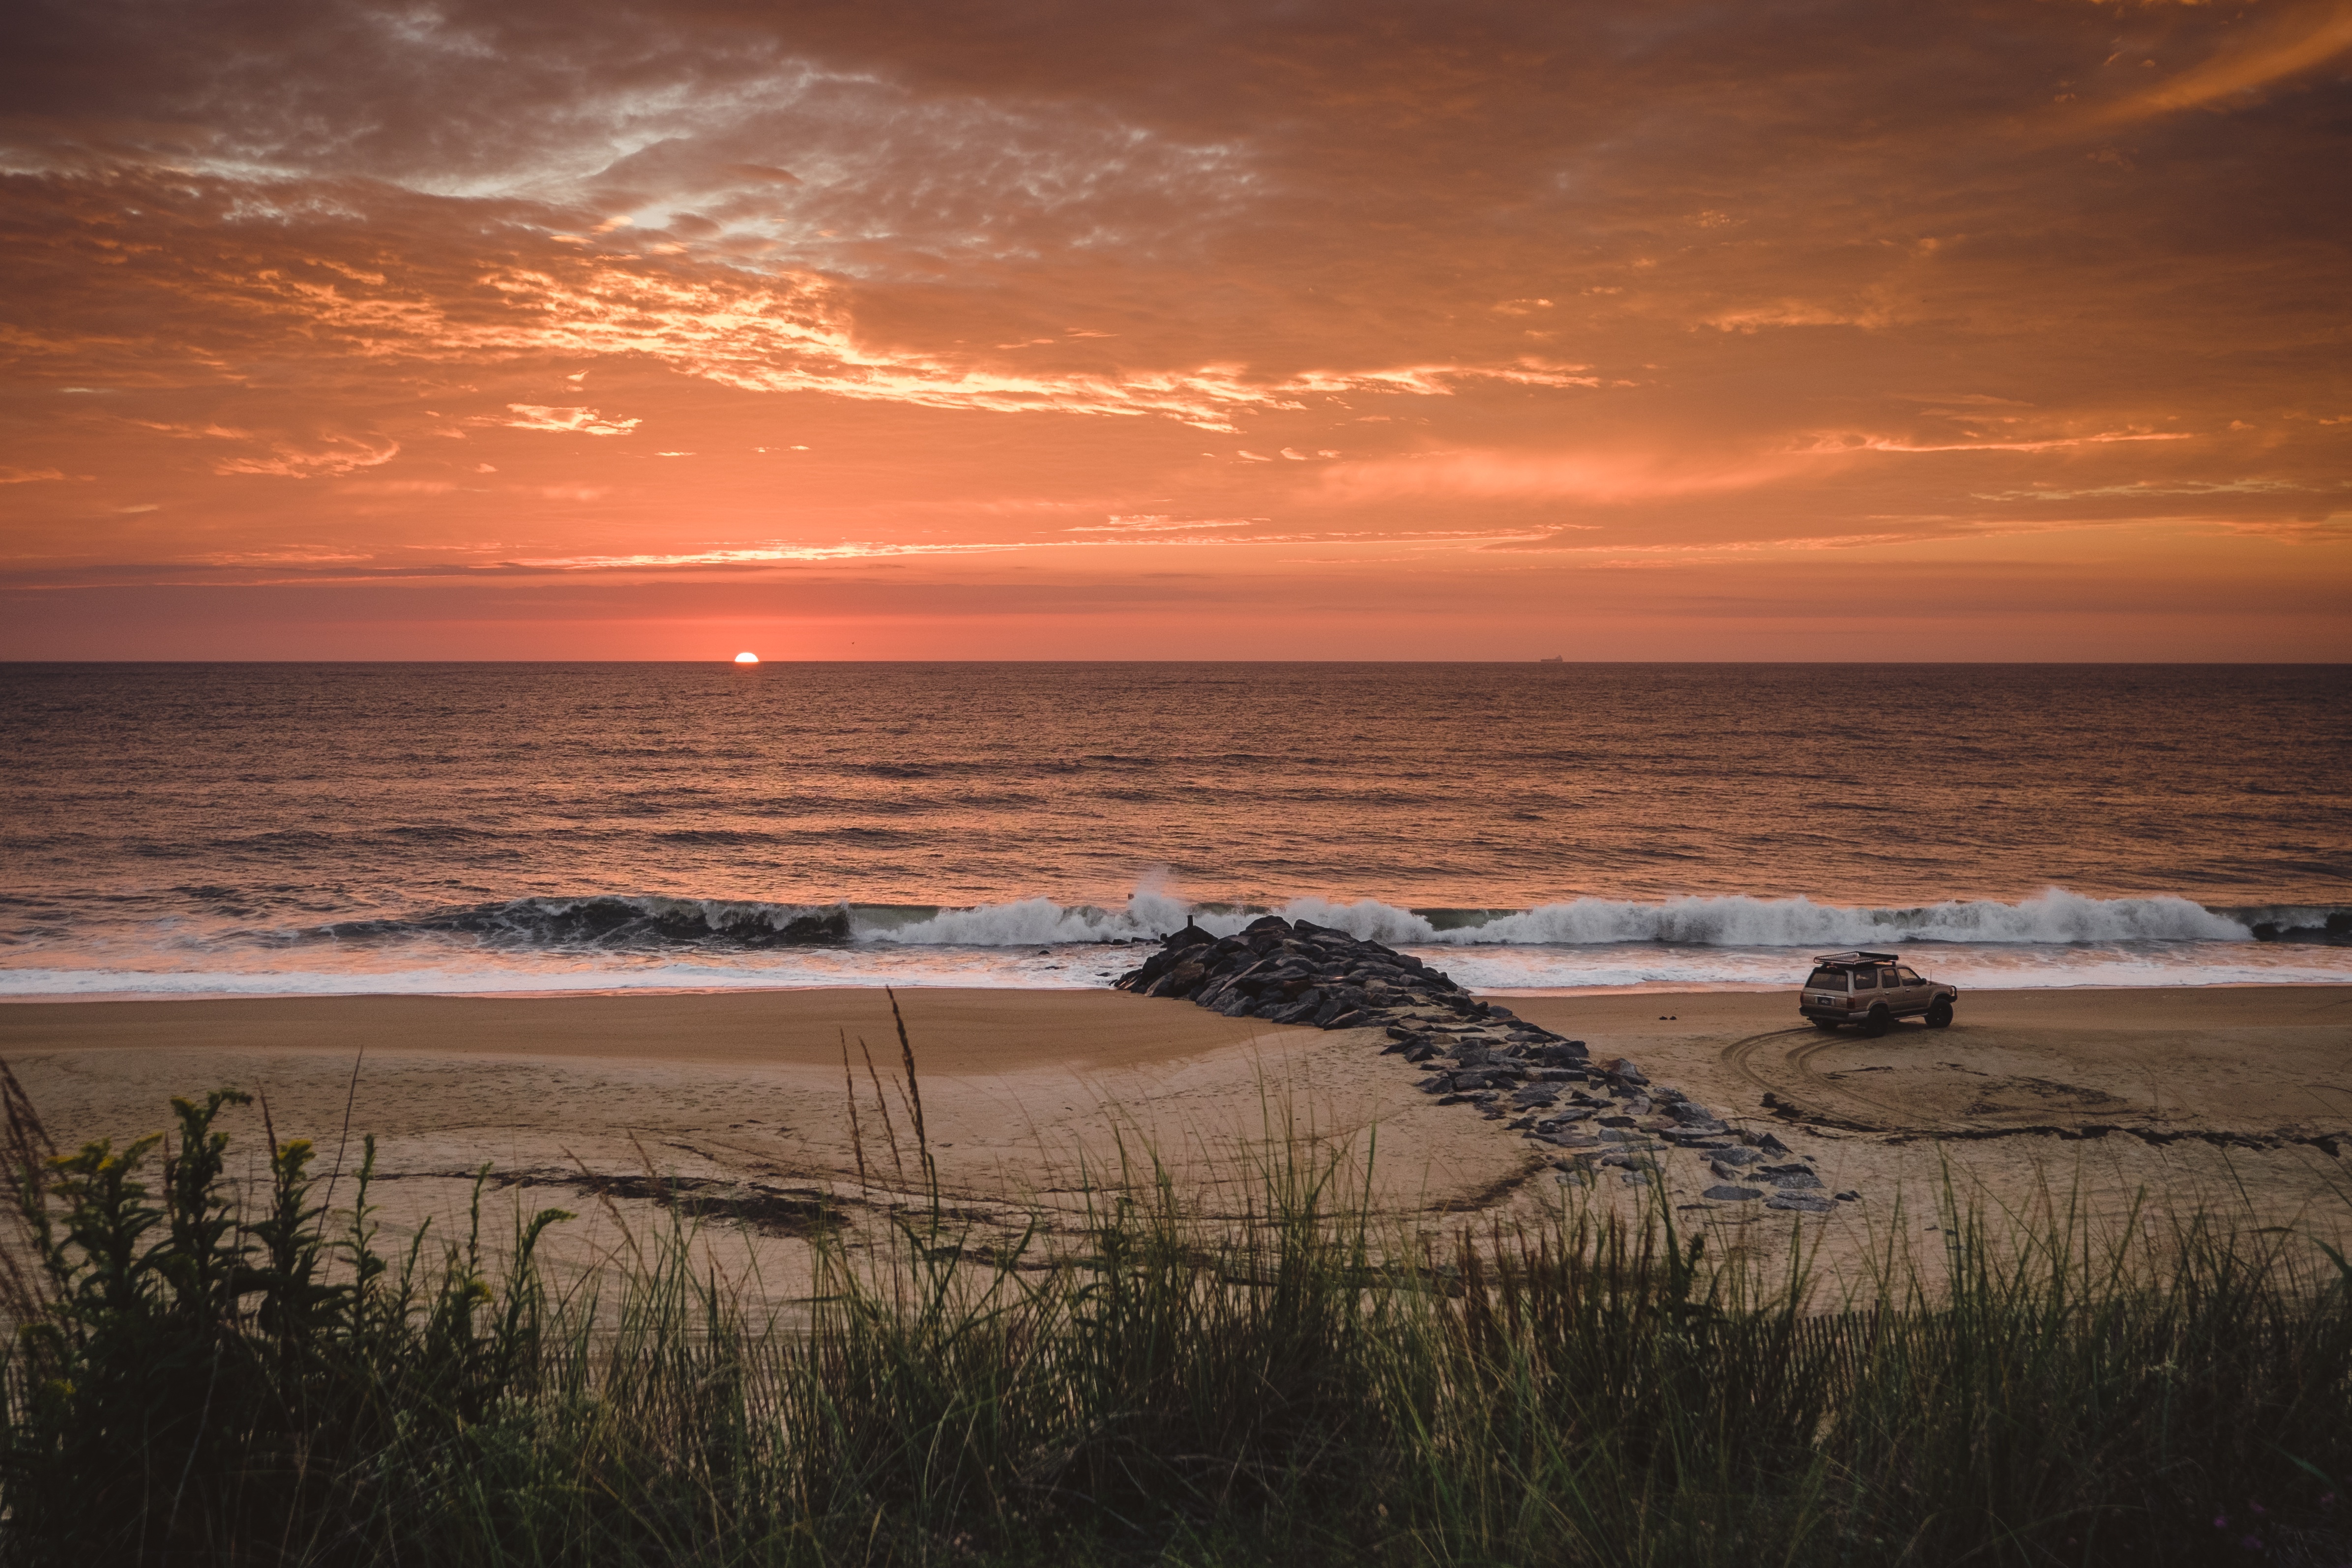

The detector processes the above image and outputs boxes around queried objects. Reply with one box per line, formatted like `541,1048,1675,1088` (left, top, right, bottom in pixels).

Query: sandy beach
5,984,2347,1300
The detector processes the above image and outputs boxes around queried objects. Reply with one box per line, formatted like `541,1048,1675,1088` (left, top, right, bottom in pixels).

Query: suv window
1898,967,1923,985
1852,969,1877,989
1804,968,1848,990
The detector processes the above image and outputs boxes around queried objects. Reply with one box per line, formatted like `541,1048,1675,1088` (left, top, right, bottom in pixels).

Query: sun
733,651,760,664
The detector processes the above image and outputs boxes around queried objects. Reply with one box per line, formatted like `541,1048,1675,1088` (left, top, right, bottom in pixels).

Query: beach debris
1111,914,1864,1215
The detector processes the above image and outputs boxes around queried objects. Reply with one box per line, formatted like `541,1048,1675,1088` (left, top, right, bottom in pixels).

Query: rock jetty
1112,914,1850,1213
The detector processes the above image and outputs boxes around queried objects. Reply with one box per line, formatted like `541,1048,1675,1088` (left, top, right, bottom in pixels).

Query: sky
2,0,2348,661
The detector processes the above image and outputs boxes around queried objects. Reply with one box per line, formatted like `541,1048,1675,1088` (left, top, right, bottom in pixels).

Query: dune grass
0,1042,2347,1567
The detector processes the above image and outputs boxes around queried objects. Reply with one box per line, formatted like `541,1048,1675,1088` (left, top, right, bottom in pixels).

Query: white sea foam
5,886,2341,1001
858,887,2254,948
1425,888,2250,947
6,937,2348,1002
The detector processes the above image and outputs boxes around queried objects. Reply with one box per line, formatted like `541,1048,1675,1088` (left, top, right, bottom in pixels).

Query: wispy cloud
2094,1,2352,121
212,437,402,478
499,405,642,436
1319,448,1803,503
1066,515,1259,533
1796,431,2197,456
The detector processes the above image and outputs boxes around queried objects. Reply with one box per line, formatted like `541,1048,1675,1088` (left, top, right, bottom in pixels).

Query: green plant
1,1048,2346,1568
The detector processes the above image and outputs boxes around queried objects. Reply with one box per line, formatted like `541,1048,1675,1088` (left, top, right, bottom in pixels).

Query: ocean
3,663,2346,999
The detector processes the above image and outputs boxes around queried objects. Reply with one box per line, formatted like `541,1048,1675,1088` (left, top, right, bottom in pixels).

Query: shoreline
5,975,2350,1007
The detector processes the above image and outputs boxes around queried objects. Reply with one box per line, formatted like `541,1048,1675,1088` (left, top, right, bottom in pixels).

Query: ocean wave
884,887,2261,947
309,895,856,948
1400,889,2255,947
264,885,2313,952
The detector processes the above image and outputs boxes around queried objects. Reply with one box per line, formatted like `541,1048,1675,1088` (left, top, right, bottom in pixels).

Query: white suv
1798,950,1957,1035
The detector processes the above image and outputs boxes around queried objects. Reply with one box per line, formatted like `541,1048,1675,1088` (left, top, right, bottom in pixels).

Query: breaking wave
278,887,2329,951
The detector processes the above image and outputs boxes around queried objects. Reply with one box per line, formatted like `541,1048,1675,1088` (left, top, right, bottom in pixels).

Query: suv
1799,950,1957,1034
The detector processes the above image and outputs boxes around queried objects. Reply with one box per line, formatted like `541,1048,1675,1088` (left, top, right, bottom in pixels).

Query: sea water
3,663,2346,998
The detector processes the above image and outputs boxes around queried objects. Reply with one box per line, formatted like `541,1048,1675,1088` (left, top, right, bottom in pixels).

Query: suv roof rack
1814,950,1899,965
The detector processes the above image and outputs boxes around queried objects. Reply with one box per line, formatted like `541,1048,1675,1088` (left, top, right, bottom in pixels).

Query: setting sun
733,651,760,664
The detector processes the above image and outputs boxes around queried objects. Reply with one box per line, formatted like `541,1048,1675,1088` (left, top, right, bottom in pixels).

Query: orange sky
3,0,2348,660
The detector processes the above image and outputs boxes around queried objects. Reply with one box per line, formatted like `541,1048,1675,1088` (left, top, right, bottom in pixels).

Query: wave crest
297,886,2264,951
314,895,853,947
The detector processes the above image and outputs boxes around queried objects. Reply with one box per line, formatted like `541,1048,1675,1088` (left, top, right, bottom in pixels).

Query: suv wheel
1811,1018,1842,1032
1862,1004,1892,1036
1925,999,1953,1029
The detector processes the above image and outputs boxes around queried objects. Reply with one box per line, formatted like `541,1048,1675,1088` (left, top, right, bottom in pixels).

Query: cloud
1066,515,1256,533
2095,1,2352,121
499,404,641,436
226,253,1599,433
213,436,402,477
1320,448,1804,504
1971,478,2326,502
1796,431,2197,456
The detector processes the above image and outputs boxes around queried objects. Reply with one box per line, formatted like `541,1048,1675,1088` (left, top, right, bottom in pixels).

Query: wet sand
3,985,2346,1302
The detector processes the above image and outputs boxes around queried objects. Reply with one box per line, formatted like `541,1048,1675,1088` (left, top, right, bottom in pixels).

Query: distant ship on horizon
1538,655,1563,663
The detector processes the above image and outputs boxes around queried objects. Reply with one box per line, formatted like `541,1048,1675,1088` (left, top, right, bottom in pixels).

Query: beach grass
1,1047,2348,1568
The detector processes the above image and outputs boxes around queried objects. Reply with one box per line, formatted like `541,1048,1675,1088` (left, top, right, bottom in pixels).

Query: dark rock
1597,1116,1638,1129
1703,1185,1763,1202
1834,1190,1861,1203
1146,959,1207,999
1710,1146,1760,1166
1324,1008,1377,1031
1607,1058,1649,1085
1766,1192,1835,1214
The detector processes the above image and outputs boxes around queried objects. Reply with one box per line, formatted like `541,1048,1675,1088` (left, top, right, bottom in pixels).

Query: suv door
1849,964,1880,1017
1893,965,1928,1015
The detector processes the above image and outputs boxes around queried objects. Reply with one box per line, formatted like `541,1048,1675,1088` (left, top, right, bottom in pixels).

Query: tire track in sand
1720,1027,1916,1134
